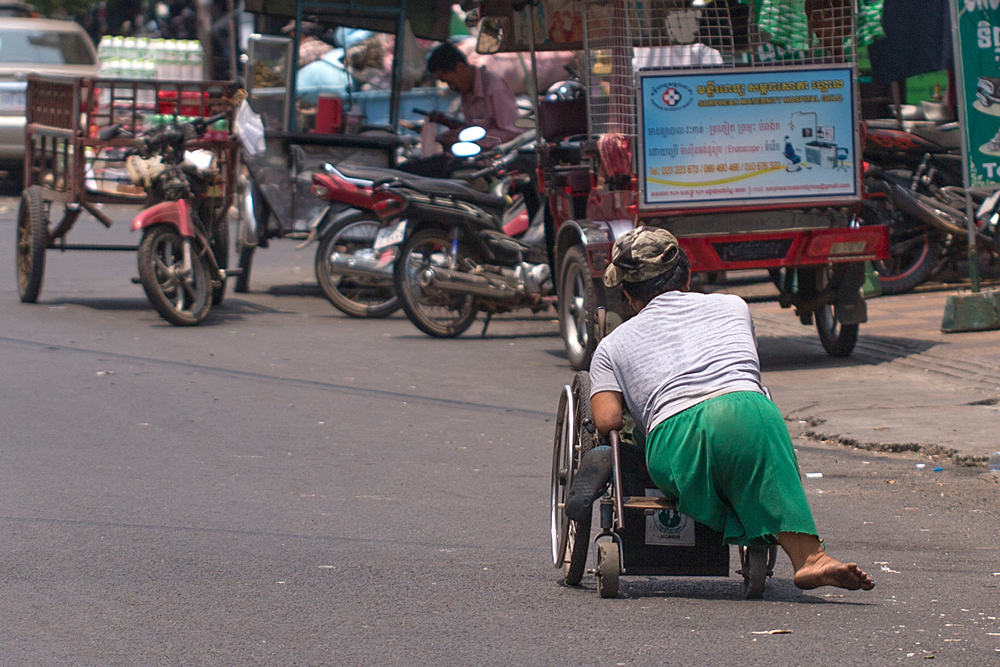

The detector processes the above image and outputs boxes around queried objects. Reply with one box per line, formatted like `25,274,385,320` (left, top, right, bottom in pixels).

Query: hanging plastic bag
234,99,265,156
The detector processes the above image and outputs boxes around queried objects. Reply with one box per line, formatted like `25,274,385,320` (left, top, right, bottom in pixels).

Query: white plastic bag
234,99,265,156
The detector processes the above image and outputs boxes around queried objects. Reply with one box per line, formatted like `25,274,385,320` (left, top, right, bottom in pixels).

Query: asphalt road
1,197,999,665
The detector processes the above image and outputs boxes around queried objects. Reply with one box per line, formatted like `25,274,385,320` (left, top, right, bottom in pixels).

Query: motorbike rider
400,42,522,178
571,227,876,593
400,42,540,222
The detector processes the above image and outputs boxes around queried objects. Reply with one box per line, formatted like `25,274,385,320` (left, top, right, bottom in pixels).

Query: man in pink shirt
399,42,526,181
427,41,521,150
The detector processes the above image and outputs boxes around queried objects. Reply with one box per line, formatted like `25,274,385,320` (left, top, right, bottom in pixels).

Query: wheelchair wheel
551,384,590,585
596,540,620,598
740,544,778,599
550,372,599,585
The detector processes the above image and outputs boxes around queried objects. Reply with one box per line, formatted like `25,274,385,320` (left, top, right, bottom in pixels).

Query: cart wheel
137,225,212,326
550,384,591,585
559,246,599,371
596,540,620,598
16,186,49,303
235,244,254,293
211,216,230,305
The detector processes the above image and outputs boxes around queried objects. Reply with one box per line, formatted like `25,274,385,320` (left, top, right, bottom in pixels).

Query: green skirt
644,391,817,545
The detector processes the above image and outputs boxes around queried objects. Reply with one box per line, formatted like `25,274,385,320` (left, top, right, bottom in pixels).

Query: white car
0,18,99,174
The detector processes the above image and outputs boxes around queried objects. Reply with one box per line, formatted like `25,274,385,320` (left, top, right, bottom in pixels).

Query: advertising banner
637,66,859,209
953,0,1000,187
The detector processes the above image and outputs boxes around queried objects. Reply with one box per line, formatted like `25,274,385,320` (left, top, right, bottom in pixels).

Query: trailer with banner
475,0,890,368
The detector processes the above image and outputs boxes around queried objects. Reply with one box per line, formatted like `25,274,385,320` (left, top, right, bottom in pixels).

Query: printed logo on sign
649,82,693,111
643,490,696,546
656,509,688,534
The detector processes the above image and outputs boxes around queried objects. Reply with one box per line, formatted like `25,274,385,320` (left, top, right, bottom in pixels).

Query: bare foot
792,552,875,591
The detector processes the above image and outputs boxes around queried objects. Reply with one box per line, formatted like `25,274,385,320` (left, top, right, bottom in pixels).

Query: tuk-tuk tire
559,245,598,371
234,244,254,293
816,305,859,357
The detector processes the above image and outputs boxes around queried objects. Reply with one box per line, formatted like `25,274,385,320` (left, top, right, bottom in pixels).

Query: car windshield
0,29,94,65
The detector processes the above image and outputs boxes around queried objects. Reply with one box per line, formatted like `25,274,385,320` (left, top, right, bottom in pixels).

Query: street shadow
264,284,324,298
757,333,938,372
36,296,291,323
37,297,154,312
566,575,872,604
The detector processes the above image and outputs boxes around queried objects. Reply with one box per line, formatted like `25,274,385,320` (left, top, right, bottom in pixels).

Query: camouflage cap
603,226,681,288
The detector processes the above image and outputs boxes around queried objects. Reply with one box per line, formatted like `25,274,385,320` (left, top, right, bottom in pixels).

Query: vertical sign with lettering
954,0,1000,186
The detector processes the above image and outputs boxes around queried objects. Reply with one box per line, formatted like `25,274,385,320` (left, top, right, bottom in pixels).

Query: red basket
157,89,211,116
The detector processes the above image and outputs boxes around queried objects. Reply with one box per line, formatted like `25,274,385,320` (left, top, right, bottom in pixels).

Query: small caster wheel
741,544,777,599
596,540,620,598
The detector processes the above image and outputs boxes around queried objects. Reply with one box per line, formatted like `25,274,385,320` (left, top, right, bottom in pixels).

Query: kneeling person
588,227,874,592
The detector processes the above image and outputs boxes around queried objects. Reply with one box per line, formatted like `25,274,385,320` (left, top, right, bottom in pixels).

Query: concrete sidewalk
747,286,1000,463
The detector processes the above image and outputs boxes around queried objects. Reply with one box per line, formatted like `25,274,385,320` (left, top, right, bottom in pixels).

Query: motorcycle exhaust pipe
327,253,394,278
888,182,973,237
418,267,521,300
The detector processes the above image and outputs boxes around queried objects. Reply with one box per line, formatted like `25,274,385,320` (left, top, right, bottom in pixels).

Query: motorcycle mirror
457,126,486,143
451,141,482,158
98,124,122,141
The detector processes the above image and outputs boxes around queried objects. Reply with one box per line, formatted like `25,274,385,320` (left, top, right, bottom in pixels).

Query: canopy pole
389,7,407,131
289,3,303,132
527,0,540,138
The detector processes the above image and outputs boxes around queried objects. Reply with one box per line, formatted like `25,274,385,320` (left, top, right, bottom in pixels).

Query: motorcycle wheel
315,212,400,318
393,227,479,337
874,226,939,295
210,215,229,306
559,245,598,371
137,225,212,326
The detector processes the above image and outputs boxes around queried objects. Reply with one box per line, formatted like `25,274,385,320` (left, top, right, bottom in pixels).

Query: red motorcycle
121,112,233,325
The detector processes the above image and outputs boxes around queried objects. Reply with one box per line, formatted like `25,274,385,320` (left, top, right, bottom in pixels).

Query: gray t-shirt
589,291,764,434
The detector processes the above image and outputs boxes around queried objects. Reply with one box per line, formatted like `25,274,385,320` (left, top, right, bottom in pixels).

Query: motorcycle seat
335,164,467,189
390,175,510,210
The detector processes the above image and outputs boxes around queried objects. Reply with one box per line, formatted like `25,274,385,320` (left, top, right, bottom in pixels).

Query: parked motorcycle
103,112,232,325
367,145,552,338
862,119,1000,294
308,126,537,318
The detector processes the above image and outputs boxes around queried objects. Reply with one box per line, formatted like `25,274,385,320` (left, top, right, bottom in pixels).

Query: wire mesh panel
584,0,858,140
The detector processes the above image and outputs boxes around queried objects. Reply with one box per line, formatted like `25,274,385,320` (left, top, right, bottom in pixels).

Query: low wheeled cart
550,309,777,598
16,75,238,305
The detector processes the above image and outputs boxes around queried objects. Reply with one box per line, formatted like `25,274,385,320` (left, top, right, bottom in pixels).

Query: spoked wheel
393,227,479,337
739,544,777,599
863,200,939,296
550,371,600,585
137,225,212,326
210,216,229,306
559,246,599,371
315,212,400,318
596,540,621,598
16,186,49,303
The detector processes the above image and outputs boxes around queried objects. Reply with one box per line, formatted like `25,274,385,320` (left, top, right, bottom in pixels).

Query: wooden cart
16,75,239,304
